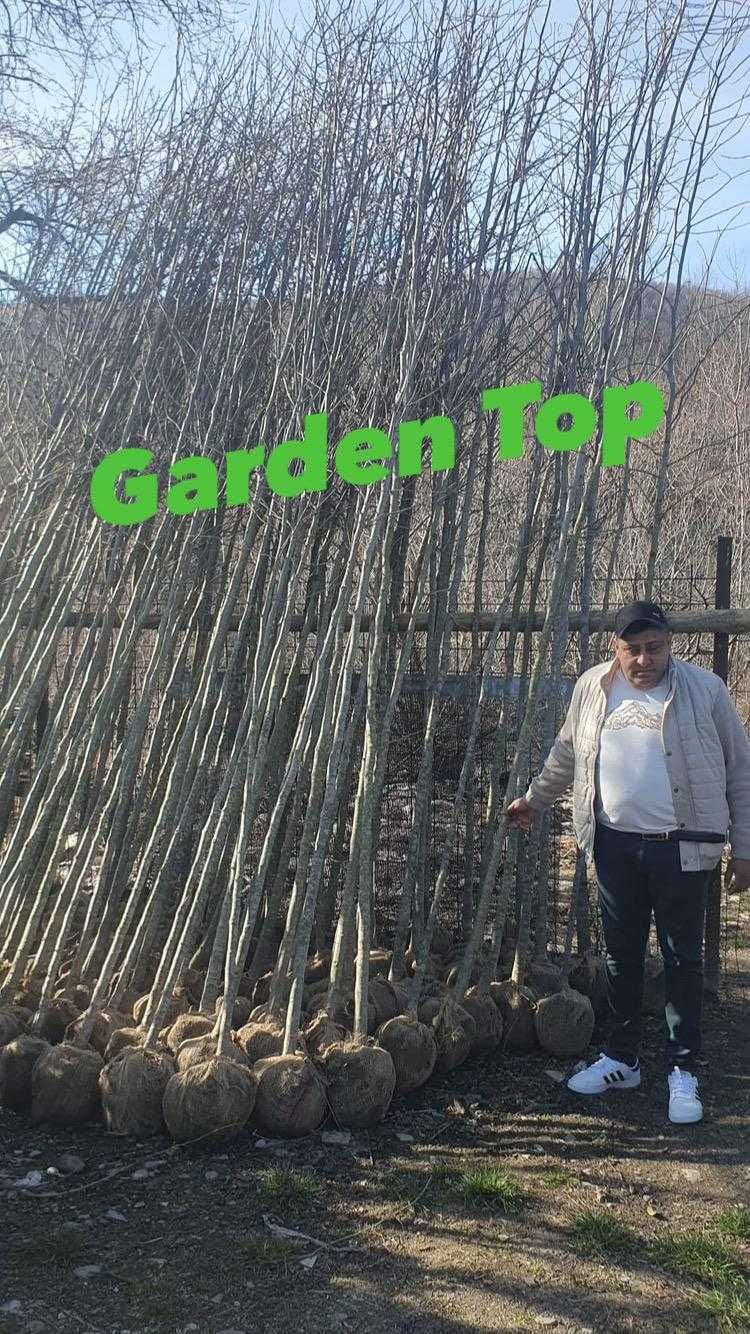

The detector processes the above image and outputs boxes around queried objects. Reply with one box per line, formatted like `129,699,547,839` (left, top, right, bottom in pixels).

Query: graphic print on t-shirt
595,671,677,833
603,701,661,732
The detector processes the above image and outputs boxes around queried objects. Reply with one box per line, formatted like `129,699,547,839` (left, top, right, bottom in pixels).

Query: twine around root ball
0,1035,51,1113
30,1042,104,1126
320,1038,396,1129
427,998,474,1074
460,989,504,1054
165,1012,215,1054
367,977,401,1028
303,1010,348,1061
100,1046,176,1136
0,1006,22,1046
104,1026,146,1062
34,999,79,1045
534,988,595,1057
162,1056,257,1145
66,1009,132,1057
235,1017,287,1063
132,989,188,1028
376,1014,437,1096
491,980,538,1053
253,1053,327,1138
174,1033,249,1072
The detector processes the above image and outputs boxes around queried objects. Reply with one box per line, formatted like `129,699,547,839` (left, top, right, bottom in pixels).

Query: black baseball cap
614,600,671,638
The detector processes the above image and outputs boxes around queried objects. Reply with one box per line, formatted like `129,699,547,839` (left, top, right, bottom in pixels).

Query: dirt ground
1,986,748,1334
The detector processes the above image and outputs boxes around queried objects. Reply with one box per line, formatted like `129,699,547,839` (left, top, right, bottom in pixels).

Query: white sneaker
668,1067,703,1124
567,1052,641,1094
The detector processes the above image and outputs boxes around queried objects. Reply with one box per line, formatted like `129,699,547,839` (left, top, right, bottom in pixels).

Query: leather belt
632,829,725,843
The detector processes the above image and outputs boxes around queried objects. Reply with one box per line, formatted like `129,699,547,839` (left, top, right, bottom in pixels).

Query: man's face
614,627,672,688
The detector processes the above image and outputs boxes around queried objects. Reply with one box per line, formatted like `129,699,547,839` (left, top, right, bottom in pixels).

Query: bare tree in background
0,0,749,1095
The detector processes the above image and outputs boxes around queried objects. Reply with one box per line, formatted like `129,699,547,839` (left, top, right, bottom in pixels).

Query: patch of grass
456,1168,525,1215
236,1236,302,1267
256,1165,319,1214
648,1223,750,1328
712,1205,750,1243
427,1162,462,1197
694,1278,750,1330
649,1231,743,1287
430,1160,459,1185
7,1227,88,1279
540,1169,571,1189
570,1210,634,1256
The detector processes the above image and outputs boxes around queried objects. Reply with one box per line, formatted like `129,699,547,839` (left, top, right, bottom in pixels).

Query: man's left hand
724,857,750,894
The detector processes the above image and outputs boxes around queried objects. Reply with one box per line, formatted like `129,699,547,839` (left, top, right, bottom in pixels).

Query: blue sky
20,0,750,290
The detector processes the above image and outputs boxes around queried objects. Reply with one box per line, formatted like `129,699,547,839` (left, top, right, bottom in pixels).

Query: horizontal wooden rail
24,607,750,633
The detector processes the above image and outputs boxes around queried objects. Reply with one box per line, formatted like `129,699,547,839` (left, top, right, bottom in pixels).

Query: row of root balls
0,959,603,1142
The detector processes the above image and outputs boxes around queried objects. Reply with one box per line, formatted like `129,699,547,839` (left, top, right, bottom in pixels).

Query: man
506,601,750,1124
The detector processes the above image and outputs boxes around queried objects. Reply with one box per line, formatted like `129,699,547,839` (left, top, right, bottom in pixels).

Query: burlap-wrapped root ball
132,989,188,1028
54,983,92,1012
110,989,140,1020
304,1011,347,1061
567,955,606,1018
34,998,80,1045
253,1054,326,1138
251,972,274,1005
304,952,332,984
66,1009,132,1057
376,1015,437,1096
405,949,448,982
419,996,476,1043
302,978,331,1010
343,994,378,1034
528,961,565,998
104,1026,146,1062
100,1047,175,1136
460,989,504,1055
534,989,595,1057
305,991,377,1032
424,999,473,1074
235,1017,287,1063
388,980,414,1012
0,1035,50,1112
184,969,206,1007
0,1006,22,1047
10,1006,33,1032
12,976,42,1009
166,1013,215,1054
30,1043,104,1125
163,1056,257,1145
368,977,401,1028
491,980,538,1053
214,995,254,1029
320,1039,396,1129
175,1034,250,1072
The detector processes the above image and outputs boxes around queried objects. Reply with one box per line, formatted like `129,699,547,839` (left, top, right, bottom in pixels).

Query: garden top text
90,379,664,526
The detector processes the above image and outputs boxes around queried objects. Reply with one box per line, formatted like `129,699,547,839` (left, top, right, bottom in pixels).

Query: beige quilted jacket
523,654,750,872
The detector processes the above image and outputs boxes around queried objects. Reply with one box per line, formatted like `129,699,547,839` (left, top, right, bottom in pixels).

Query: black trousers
592,821,711,1074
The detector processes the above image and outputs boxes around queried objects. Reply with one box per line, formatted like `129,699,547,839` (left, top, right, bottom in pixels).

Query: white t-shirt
594,671,677,833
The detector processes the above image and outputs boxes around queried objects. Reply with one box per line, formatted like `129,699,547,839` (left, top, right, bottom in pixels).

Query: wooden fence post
704,535,732,998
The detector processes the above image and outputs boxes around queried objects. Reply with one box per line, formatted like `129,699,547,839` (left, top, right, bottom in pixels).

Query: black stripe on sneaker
615,1070,625,1081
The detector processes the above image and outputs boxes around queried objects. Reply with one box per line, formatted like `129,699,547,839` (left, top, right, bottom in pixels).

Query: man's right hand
505,797,538,830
